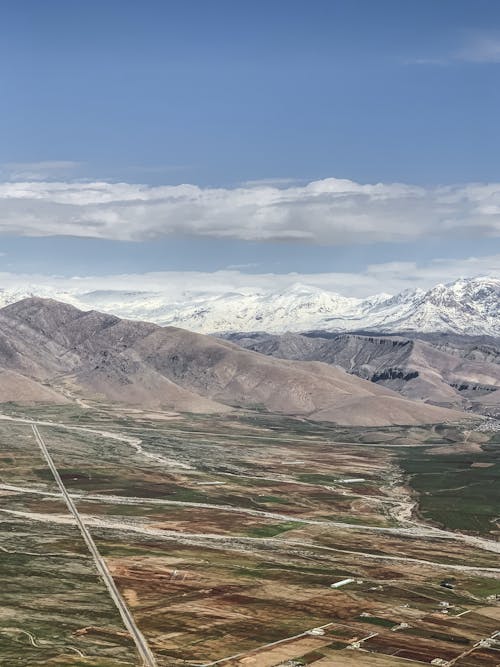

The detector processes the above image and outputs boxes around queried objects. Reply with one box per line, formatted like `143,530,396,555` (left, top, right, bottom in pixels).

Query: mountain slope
0,297,470,426
224,331,500,414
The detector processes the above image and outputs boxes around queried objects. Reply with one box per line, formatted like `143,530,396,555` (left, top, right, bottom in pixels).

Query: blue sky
0,0,500,296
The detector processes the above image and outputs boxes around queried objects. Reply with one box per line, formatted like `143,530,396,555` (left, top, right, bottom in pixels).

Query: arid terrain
223,331,500,417
3,1,500,665
0,298,471,426
0,399,498,666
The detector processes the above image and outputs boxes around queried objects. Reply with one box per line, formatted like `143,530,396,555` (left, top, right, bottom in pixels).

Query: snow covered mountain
0,277,498,335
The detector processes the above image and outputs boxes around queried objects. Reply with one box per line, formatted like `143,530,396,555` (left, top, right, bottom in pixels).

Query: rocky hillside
224,331,500,416
0,297,471,426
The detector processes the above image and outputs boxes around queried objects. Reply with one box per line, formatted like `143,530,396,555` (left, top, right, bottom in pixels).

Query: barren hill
0,298,471,426
223,331,500,414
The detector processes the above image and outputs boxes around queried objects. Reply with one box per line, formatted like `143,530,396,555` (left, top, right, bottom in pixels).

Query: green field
400,440,500,535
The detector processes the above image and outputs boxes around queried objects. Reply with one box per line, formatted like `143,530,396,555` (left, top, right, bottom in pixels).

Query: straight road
2,408,496,557
31,424,157,667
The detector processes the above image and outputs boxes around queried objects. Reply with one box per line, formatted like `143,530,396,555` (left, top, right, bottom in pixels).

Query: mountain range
0,297,469,427
224,330,500,417
0,276,498,335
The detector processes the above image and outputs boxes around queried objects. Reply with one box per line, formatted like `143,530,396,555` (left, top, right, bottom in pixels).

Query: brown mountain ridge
0,297,471,426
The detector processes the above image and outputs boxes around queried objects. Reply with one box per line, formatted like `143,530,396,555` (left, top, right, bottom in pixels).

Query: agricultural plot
400,439,500,536
0,405,498,666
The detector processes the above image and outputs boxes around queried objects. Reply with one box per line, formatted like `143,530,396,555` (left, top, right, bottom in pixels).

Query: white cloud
240,177,302,187
1,161,82,181
408,31,500,66
0,253,499,299
225,262,260,270
456,33,500,63
0,176,500,245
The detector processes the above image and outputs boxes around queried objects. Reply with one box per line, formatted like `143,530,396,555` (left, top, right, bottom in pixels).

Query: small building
330,578,355,589
392,622,410,631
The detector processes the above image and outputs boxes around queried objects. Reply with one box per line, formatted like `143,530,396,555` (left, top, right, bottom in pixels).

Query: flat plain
0,403,499,666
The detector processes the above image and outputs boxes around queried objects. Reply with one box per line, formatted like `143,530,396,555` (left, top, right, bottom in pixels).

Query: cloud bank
1,177,500,245
1,253,499,299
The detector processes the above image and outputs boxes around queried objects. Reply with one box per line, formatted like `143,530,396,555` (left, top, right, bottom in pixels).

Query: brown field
0,405,498,665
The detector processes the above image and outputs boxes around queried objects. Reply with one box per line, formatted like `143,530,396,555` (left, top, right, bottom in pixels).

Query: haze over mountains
0,297,470,426
0,276,498,336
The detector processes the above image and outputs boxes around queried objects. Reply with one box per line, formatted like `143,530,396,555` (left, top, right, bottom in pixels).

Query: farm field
400,440,500,535
0,403,499,666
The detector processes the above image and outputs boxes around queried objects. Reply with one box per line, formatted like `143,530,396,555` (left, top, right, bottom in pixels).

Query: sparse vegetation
1,405,499,666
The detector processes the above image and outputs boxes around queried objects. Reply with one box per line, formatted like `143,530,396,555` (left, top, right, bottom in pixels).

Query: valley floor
0,403,499,666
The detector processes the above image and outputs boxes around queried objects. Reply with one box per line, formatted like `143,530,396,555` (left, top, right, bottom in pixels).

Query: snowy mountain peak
0,276,498,336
